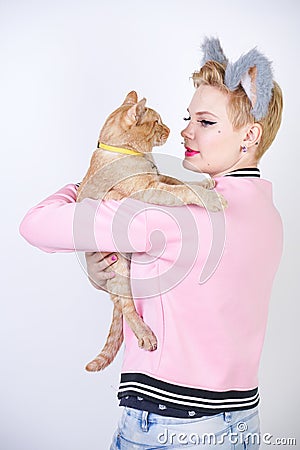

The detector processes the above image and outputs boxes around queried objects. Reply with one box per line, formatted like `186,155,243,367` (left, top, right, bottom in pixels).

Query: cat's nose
163,125,170,138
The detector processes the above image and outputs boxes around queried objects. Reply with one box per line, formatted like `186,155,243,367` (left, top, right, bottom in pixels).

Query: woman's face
181,84,252,176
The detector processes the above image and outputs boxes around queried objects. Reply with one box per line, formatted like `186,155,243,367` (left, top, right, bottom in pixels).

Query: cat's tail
85,304,123,372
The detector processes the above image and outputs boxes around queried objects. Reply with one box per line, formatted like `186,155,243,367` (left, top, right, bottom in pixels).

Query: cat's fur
77,91,227,371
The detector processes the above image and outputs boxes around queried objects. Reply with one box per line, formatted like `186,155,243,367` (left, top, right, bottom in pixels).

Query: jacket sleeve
19,184,148,253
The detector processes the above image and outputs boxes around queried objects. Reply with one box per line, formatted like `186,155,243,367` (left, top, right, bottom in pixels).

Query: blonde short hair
192,61,283,162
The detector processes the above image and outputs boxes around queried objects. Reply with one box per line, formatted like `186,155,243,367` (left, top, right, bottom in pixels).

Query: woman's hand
85,252,118,291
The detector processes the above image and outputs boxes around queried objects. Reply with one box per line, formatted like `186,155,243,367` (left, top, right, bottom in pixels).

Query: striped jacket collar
223,167,260,178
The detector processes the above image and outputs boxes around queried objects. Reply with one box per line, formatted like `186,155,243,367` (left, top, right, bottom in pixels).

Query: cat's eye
183,116,191,121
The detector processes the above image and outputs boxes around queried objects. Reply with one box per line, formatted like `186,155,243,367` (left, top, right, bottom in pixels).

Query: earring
242,145,248,153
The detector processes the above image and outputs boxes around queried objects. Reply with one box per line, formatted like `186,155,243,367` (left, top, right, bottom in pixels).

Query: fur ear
201,37,228,66
122,91,138,105
125,98,147,125
224,48,273,121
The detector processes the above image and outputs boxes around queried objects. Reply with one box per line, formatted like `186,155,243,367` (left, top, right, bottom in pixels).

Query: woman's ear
242,123,263,148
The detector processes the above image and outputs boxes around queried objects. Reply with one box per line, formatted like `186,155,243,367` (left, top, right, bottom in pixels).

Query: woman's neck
212,156,258,177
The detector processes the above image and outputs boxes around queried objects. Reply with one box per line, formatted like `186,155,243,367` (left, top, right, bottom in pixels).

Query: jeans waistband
123,404,259,428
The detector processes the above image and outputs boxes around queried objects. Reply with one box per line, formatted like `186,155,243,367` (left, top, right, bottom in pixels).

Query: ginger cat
77,91,227,371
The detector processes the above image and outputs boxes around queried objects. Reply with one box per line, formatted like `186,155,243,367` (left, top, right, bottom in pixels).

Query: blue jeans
110,406,260,449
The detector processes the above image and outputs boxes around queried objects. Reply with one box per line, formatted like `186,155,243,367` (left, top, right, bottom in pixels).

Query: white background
1,0,299,448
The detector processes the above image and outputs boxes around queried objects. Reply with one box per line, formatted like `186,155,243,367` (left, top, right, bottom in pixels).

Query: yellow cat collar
98,142,143,156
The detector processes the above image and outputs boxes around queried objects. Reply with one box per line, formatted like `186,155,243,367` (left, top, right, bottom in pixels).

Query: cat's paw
85,356,109,372
187,177,215,191
138,332,158,351
206,192,228,212
191,185,228,211
197,177,216,190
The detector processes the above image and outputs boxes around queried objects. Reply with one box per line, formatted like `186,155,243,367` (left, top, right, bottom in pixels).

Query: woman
19,38,283,449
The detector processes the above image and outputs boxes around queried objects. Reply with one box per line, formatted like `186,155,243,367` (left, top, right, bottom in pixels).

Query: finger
96,254,118,271
85,251,111,263
85,252,99,262
88,271,115,288
94,252,114,263
103,271,116,279
104,253,118,265
85,252,95,258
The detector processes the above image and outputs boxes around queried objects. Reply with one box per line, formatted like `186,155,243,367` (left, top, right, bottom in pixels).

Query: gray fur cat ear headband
200,37,274,121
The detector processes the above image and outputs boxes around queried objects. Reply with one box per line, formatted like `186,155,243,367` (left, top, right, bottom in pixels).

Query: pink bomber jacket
19,170,283,414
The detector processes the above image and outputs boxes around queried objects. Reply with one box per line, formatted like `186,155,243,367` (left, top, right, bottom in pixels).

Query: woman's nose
181,122,194,140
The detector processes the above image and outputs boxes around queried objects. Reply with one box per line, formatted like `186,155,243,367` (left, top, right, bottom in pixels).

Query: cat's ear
125,98,147,126
122,91,138,105
135,98,146,125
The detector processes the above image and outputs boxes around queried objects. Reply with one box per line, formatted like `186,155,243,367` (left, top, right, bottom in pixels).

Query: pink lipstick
185,146,200,157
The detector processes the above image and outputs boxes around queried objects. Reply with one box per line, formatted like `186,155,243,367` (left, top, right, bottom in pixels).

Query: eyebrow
187,109,219,119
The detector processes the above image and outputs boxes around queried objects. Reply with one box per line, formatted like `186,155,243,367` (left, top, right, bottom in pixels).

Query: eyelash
183,116,217,127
